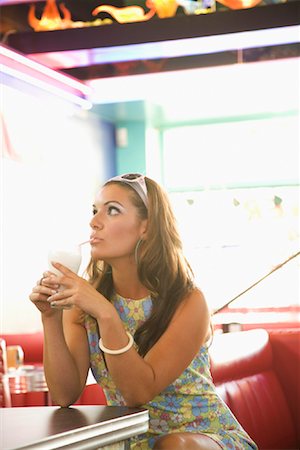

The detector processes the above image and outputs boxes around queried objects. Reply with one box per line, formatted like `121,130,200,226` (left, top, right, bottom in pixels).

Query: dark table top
0,405,149,449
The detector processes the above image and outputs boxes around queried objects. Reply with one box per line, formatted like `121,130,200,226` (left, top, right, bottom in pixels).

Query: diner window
159,115,299,327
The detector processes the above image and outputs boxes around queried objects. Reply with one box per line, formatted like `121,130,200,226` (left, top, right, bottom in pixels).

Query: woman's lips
90,237,102,244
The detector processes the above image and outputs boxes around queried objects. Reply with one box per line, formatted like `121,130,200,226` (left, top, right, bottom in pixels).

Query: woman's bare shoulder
177,287,209,315
170,288,211,343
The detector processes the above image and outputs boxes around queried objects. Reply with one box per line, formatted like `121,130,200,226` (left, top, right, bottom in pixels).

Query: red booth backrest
1,332,44,366
269,328,300,443
209,329,299,450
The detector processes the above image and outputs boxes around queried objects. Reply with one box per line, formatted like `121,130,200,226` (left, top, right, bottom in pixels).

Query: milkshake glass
48,244,82,308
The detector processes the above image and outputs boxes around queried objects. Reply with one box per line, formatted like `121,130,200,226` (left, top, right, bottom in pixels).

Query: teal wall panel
116,122,146,175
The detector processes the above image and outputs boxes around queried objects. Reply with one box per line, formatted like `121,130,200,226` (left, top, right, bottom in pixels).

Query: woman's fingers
40,275,60,289
36,267,87,309
47,287,74,306
30,272,64,315
37,271,55,285
49,262,77,278
29,289,52,312
29,286,58,307
32,284,58,296
43,263,78,289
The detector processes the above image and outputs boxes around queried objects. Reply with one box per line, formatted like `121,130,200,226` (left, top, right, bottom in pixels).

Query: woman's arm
42,308,89,407
29,273,90,407
46,264,210,407
98,289,210,406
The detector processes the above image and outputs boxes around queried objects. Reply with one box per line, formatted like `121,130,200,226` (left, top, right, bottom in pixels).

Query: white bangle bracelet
99,331,134,355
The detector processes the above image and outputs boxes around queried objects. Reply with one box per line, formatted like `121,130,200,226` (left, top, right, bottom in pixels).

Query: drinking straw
79,240,91,246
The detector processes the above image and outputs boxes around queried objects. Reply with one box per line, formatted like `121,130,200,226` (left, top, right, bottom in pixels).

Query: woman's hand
45,263,111,317
29,272,61,315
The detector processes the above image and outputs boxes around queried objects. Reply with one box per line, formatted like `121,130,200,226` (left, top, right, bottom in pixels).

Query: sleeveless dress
85,294,258,450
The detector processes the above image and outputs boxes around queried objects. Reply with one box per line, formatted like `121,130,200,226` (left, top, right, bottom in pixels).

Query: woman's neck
111,266,148,300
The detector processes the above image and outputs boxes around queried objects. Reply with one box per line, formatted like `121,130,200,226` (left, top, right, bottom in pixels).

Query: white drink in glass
48,247,82,276
48,245,82,308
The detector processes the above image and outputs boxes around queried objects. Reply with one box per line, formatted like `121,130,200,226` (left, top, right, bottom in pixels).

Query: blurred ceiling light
0,44,92,110
87,57,299,118
87,57,300,102
28,24,300,70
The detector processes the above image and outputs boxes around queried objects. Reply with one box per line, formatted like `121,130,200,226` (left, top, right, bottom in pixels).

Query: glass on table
7,345,24,370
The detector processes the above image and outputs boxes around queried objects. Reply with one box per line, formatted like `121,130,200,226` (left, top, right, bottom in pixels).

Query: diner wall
1,84,116,333
115,121,146,175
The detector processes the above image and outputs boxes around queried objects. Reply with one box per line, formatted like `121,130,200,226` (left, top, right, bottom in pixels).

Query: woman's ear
140,219,148,238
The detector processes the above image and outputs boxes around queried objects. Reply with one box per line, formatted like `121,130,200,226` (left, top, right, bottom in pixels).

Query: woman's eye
107,205,120,216
92,208,97,216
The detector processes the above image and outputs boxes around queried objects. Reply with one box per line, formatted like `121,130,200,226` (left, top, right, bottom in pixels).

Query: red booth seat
209,328,300,449
2,328,299,449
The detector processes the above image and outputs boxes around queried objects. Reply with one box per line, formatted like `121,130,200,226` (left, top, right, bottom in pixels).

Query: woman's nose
90,213,103,230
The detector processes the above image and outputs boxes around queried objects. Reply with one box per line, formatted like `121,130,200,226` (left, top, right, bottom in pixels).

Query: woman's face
89,184,147,263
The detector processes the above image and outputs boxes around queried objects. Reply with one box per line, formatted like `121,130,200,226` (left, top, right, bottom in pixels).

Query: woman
30,173,257,450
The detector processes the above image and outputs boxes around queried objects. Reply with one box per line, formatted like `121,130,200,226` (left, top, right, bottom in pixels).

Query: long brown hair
86,177,195,356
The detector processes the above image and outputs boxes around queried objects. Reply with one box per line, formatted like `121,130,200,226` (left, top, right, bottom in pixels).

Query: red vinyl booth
1,332,44,367
210,328,300,449
1,328,299,449
0,332,106,407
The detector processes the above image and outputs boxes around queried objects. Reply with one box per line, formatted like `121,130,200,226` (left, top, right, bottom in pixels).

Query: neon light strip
2,64,92,109
28,25,300,69
0,45,91,95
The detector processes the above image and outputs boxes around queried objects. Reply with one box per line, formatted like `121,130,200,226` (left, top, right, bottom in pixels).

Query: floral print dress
85,294,258,450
